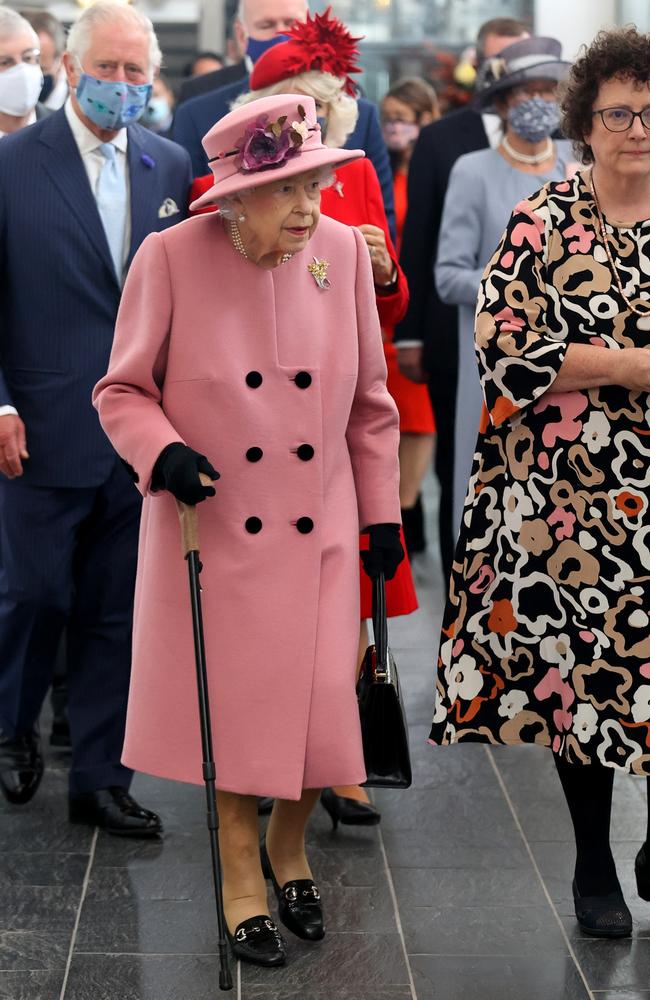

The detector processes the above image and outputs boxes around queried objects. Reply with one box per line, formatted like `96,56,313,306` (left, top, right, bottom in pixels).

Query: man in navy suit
172,0,396,238
0,0,191,835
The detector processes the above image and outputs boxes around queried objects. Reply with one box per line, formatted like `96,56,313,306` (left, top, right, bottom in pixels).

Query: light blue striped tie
97,142,127,282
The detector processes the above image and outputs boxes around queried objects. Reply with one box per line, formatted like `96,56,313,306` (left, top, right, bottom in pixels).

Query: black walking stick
177,477,233,992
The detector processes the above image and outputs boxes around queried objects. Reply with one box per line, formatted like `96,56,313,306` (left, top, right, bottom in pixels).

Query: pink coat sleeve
346,226,401,530
92,231,185,494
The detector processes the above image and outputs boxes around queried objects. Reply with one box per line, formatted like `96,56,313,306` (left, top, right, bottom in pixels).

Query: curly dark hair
560,26,650,164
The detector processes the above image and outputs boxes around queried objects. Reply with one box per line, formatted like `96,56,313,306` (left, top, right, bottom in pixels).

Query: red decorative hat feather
250,7,363,97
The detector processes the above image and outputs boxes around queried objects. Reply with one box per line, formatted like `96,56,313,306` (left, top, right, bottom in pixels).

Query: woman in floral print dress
429,27,650,938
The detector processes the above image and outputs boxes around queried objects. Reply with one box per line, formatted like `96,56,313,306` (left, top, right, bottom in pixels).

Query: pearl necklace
501,135,554,165
228,220,292,265
589,168,650,324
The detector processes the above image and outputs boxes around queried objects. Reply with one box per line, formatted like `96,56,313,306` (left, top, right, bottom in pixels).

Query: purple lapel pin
141,153,156,169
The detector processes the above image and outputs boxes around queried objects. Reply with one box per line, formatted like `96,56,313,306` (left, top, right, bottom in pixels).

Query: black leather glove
151,443,219,505
360,523,404,581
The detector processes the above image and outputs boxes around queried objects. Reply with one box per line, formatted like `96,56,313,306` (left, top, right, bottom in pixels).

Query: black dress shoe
572,878,632,938
635,844,650,900
260,838,324,941
69,787,163,838
320,787,381,830
258,797,274,816
227,915,286,967
0,726,44,805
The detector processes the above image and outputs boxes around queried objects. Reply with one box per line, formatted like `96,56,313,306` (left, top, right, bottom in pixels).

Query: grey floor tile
410,954,589,1000
572,938,650,991
0,853,88,889
391,866,546,908
0,931,69,972
239,932,410,991
381,827,530,870
0,885,80,934
64,954,225,1000
0,970,64,1000
242,990,413,999
592,993,650,998
401,903,566,957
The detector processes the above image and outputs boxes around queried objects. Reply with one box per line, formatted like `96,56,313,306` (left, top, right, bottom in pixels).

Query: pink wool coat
93,212,401,799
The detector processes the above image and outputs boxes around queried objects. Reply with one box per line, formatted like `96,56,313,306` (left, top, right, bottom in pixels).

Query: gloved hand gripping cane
176,474,233,991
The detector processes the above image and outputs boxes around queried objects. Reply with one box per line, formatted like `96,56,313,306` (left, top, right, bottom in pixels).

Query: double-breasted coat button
294,371,312,389
245,517,263,534
296,444,315,461
296,517,314,534
246,371,263,388
246,447,263,462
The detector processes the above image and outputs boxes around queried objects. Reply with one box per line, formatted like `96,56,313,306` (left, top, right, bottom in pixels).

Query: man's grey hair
67,0,162,75
0,5,38,46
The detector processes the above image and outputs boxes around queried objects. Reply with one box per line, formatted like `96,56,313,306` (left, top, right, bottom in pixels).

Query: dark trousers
428,368,457,585
0,460,140,795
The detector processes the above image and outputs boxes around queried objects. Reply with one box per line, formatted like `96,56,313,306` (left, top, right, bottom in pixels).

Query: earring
238,214,246,222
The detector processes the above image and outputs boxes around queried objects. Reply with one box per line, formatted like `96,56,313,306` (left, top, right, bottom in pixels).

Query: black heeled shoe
635,844,650,901
320,787,381,830
260,838,325,941
226,915,286,967
572,878,632,938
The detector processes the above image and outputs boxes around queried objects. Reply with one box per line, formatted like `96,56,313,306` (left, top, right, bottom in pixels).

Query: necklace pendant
308,256,331,290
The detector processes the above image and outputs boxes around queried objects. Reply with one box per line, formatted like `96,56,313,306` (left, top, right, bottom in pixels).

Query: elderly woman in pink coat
92,93,403,970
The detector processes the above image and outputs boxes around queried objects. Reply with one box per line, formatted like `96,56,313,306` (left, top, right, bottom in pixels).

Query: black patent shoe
320,787,381,830
69,787,163,838
0,726,44,805
572,878,632,938
227,915,286,967
260,839,324,941
635,844,650,901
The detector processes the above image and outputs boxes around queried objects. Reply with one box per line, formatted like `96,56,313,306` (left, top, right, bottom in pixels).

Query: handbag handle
371,571,388,675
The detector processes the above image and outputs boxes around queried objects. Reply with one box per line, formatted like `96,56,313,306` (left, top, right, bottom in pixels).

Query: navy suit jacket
0,109,192,488
172,75,396,239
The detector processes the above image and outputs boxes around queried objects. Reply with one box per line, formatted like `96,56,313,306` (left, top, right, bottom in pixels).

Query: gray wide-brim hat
475,36,571,111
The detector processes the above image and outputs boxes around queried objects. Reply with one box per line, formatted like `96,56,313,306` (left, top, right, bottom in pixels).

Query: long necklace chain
501,135,554,165
589,168,650,318
228,220,292,265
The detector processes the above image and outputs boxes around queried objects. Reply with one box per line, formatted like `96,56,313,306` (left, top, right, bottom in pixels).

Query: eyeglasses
592,106,650,132
0,50,41,73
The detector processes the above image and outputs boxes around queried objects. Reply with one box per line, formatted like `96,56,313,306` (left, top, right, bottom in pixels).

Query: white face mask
0,62,44,118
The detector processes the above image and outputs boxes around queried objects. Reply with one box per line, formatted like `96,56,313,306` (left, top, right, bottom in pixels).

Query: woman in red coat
190,11,417,827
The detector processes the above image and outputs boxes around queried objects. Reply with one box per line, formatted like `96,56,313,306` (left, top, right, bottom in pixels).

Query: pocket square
158,197,180,219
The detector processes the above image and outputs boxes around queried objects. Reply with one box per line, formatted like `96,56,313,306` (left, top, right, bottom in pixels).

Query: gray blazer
434,142,575,539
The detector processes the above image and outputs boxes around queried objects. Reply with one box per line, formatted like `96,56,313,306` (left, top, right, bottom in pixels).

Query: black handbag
356,571,412,789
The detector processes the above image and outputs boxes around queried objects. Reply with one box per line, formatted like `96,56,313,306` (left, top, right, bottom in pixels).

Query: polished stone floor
2,488,650,1000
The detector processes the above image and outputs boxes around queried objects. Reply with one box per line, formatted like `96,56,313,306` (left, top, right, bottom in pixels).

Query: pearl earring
238,214,246,222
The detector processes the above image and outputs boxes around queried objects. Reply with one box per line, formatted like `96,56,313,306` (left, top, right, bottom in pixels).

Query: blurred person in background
395,17,529,582
381,77,438,556
436,36,575,538
143,72,175,139
0,0,191,835
177,35,246,107
183,49,224,79
0,6,45,138
172,0,396,240
22,10,68,110
191,9,417,829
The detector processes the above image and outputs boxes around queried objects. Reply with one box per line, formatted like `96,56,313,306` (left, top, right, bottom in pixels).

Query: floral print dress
429,170,650,774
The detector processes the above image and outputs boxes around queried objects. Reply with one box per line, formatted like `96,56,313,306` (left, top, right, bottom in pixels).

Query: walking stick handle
176,473,214,558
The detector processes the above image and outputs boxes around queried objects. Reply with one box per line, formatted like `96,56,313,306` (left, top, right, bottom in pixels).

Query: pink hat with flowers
189,94,364,210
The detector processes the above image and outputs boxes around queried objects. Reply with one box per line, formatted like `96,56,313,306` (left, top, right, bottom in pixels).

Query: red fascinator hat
250,7,363,97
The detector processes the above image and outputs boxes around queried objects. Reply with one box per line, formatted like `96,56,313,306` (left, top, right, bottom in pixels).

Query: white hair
66,0,161,76
0,5,38,45
233,71,358,149
218,165,335,218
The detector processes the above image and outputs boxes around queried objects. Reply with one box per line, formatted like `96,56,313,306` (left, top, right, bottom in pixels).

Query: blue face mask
245,34,290,65
507,96,560,143
76,73,152,130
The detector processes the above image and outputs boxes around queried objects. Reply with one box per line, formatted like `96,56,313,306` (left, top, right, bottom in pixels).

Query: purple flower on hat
234,111,307,173
141,153,156,169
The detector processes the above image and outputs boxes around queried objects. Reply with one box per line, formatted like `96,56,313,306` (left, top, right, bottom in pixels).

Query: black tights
553,754,620,896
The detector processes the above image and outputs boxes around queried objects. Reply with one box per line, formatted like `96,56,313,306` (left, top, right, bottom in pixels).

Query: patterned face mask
507,96,561,143
382,120,420,151
76,73,152,130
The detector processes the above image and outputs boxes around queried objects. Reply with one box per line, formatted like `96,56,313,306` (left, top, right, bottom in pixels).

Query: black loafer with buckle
260,839,324,941
227,915,286,967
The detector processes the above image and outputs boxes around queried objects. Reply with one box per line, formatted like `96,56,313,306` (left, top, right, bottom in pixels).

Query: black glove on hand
360,523,404,581
151,442,219,505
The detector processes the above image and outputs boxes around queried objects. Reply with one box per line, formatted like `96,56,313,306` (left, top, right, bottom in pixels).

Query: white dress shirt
0,101,131,420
